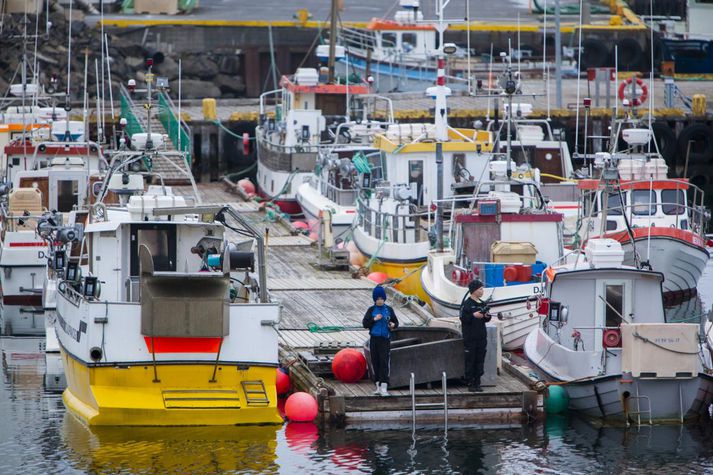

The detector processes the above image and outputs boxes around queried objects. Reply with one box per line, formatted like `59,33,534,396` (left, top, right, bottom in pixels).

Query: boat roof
280,76,370,95
374,126,493,153
551,266,664,284
577,178,690,191
366,19,435,31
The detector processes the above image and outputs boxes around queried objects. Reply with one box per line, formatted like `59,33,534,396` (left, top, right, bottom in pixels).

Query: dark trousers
369,336,391,385
464,340,487,387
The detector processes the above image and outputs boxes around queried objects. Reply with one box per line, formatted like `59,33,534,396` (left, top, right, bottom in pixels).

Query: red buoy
276,367,291,396
332,348,367,383
284,392,318,422
237,178,256,195
292,221,309,230
367,272,388,284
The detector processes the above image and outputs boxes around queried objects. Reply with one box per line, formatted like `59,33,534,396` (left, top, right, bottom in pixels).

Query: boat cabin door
48,171,87,212
594,279,632,351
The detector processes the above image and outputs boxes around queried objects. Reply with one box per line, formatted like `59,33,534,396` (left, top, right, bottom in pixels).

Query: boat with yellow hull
61,352,282,426
363,259,430,305
44,147,283,427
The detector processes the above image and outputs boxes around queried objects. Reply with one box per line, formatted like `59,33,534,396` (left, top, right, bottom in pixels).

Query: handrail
119,84,145,137
157,91,192,165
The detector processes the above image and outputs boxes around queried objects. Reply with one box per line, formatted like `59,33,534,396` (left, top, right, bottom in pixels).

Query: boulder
176,79,221,99
214,74,246,95
181,56,219,80
155,56,179,80
218,55,241,75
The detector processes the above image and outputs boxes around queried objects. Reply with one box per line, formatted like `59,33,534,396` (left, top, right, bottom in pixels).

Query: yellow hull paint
61,349,283,426
369,259,431,305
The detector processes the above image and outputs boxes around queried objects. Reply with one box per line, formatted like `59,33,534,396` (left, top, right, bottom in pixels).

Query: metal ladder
241,380,270,406
626,385,653,427
410,372,449,431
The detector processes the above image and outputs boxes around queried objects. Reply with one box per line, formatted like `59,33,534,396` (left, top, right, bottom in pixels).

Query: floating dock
181,182,544,425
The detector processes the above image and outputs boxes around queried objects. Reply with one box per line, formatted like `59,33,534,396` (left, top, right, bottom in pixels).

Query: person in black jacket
362,285,399,396
460,279,491,392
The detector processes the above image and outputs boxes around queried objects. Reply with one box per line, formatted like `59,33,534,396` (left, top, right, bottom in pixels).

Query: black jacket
362,304,399,338
459,297,491,343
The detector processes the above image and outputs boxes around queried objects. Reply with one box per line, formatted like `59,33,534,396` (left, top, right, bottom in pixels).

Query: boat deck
179,181,541,424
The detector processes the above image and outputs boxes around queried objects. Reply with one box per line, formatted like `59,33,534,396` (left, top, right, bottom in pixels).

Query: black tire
615,38,643,71
651,121,677,168
677,123,713,168
580,39,610,70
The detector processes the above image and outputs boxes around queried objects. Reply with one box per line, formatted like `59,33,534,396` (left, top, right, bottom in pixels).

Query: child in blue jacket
362,285,399,396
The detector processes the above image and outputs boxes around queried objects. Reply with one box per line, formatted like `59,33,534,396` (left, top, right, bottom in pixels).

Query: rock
125,56,144,69
214,74,246,95
181,56,219,80
176,79,221,99
218,55,241,75
111,37,146,58
155,56,179,80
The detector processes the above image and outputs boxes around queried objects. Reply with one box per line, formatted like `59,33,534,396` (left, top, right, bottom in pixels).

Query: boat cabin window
604,192,623,215
661,189,686,215
382,32,397,49
409,160,424,205
57,179,79,212
604,284,624,327
315,94,347,116
630,190,656,216
402,33,417,52
130,224,177,276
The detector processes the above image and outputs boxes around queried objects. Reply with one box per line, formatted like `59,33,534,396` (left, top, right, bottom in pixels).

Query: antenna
574,0,584,157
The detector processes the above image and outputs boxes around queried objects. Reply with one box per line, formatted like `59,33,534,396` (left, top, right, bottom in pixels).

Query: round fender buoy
292,221,309,230
367,272,388,284
277,397,287,419
276,367,291,396
349,251,366,267
284,392,318,422
242,132,250,155
545,385,569,414
332,348,367,383
603,328,622,348
237,178,256,195
308,232,319,241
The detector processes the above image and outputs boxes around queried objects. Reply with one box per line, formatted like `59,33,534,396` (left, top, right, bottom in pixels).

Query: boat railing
357,197,431,245
258,88,282,117
581,184,708,237
307,175,358,207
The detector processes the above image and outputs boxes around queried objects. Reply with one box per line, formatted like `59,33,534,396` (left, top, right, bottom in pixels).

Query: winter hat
372,285,387,302
468,279,484,294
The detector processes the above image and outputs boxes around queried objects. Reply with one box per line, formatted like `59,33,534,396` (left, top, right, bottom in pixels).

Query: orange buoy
332,348,367,383
293,221,309,230
276,367,291,396
277,397,287,419
367,272,388,284
308,232,319,241
237,178,256,195
285,392,318,422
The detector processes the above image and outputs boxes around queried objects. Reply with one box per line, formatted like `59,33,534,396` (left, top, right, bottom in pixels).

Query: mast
328,0,338,83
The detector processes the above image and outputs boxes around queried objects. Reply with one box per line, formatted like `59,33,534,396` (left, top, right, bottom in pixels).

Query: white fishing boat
524,238,713,424
48,149,282,426
421,172,564,350
255,67,373,216
575,125,710,297
350,54,494,302
0,130,104,335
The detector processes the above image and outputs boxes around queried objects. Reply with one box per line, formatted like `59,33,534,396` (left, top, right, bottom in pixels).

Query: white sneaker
372,382,381,395
379,382,389,396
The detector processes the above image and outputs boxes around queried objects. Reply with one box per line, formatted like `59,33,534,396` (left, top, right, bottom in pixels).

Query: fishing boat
49,148,282,426
255,67,373,216
575,125,710,297
350,55,494,302
523,237,713,424
420,173,564,350
0,127,104,335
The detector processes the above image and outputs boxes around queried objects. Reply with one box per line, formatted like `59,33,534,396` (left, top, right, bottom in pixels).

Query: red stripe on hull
604,228,708,251
143,336,222,353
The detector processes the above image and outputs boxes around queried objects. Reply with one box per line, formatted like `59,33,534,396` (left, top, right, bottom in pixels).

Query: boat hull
295,182,355,238
617,233,709,294
0,265,46,335
61,348,283,426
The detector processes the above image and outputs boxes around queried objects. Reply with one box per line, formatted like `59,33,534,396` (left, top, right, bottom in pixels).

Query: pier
178,181,542,425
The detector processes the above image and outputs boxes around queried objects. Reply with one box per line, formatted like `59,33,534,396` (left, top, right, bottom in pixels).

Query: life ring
618,77,648,107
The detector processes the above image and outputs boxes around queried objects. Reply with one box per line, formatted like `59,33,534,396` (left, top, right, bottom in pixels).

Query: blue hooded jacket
362,286,399,338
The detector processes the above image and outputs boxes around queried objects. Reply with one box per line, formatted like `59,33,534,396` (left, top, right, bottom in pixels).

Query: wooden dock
183,182,544,425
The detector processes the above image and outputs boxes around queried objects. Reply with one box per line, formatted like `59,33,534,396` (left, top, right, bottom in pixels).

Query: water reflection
61,414,280,474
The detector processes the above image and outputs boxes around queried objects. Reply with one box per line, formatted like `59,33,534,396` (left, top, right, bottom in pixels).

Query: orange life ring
618,77,648,107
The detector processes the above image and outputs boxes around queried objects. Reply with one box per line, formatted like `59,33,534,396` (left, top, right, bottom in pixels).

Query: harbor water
1,260,712,474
